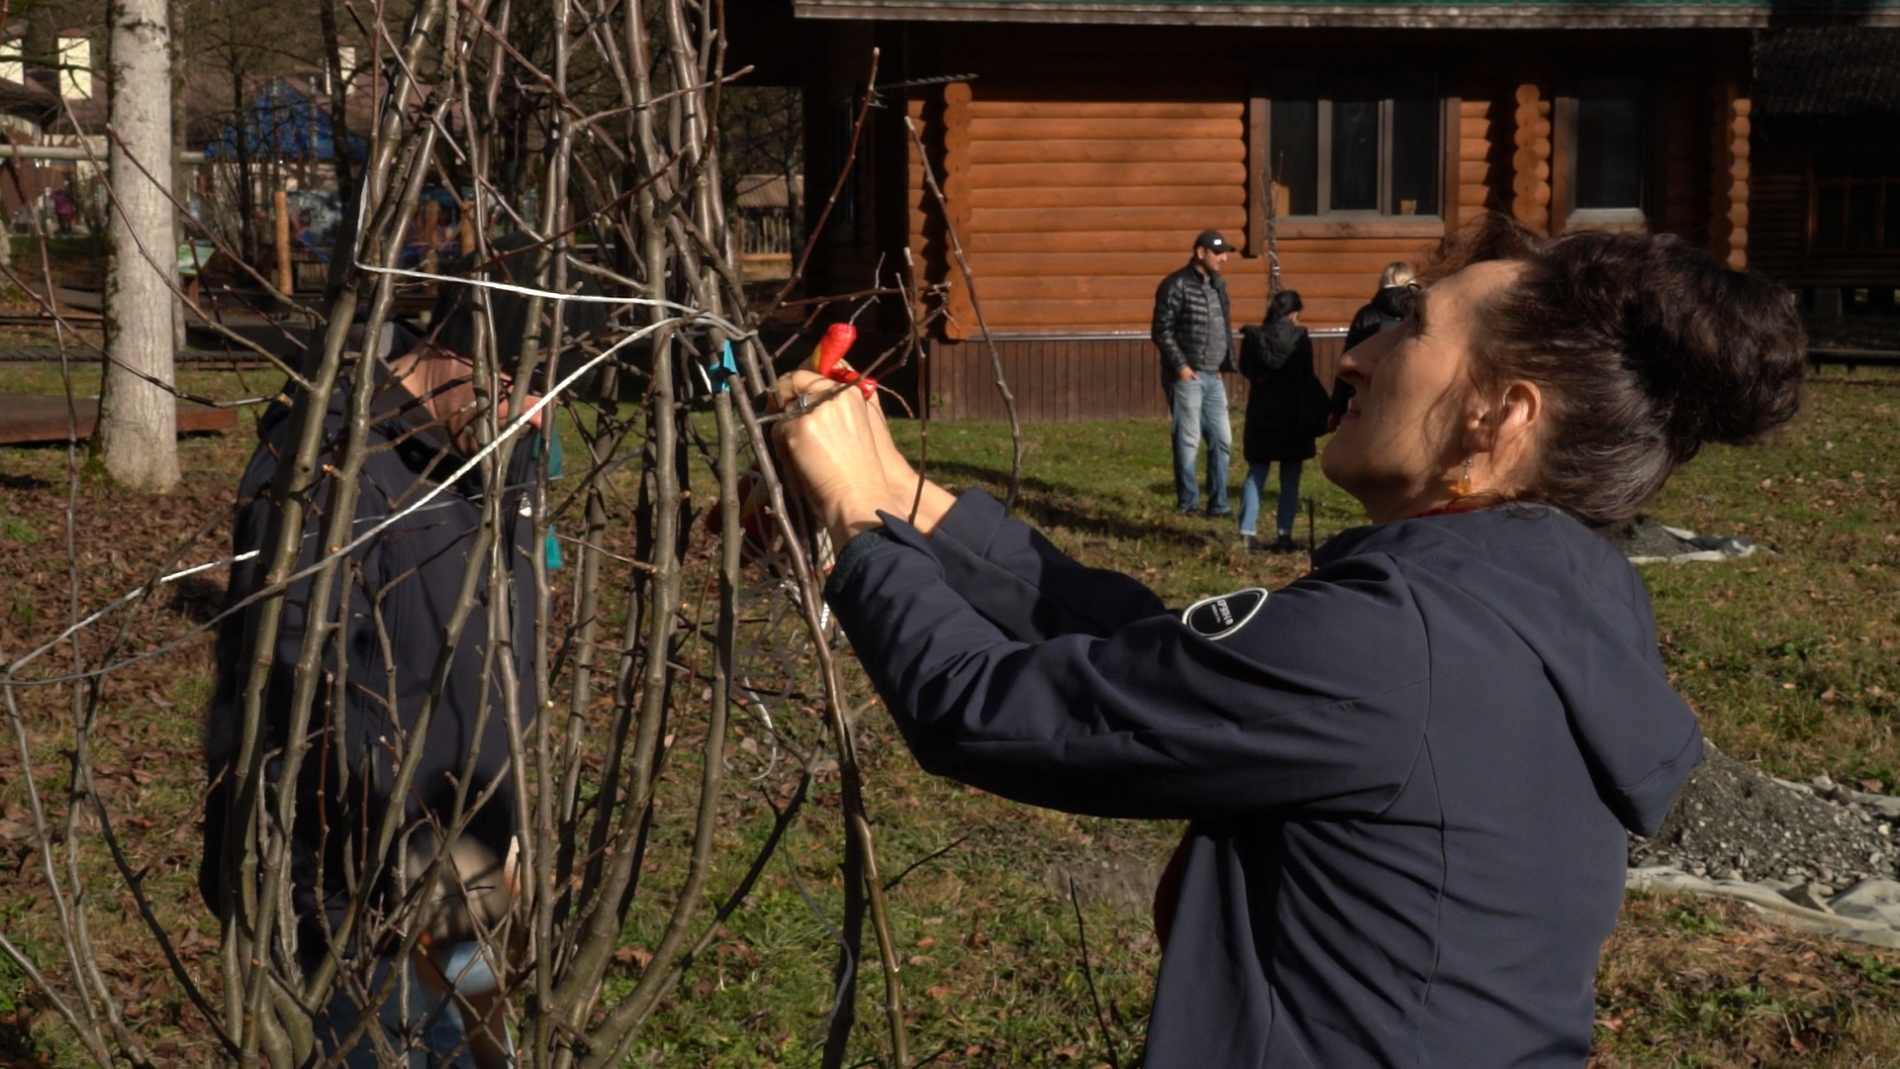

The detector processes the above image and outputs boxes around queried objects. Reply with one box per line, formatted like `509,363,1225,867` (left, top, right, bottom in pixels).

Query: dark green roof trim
794,0,1900,28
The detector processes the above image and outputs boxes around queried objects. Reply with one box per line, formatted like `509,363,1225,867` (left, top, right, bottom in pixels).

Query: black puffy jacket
1152,262,1235,377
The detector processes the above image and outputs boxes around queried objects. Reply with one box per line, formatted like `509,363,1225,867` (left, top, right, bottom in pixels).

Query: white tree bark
98,0,179,492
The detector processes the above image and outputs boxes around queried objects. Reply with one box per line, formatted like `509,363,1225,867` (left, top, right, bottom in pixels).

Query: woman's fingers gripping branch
773,370,902,545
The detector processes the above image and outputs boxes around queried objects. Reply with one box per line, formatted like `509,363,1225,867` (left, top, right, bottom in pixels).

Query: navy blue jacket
824,489,1701,1067
199,370,539,956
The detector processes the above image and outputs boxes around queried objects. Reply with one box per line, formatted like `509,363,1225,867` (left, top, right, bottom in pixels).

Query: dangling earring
1451,456,1474,497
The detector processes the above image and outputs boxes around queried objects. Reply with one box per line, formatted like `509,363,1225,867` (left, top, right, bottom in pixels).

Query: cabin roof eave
792,0,1900,30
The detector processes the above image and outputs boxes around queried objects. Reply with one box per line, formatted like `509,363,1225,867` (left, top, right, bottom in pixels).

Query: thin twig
904,114,1024,510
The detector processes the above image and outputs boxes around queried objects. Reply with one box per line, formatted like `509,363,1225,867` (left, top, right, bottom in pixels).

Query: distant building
734,172,802,278
735,1,1891,420
1750,27,1900,319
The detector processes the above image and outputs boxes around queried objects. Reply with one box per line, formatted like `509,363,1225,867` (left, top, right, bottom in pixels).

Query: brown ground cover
0,365,1897,1066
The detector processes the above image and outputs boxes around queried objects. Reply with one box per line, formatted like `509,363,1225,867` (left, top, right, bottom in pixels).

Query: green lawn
0,363,1897,1066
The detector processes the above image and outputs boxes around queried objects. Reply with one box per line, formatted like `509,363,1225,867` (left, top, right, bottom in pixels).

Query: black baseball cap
1194,229,1233,253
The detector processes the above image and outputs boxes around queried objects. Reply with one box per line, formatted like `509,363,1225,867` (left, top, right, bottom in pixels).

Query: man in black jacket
1151,229,1236,515
201,236,603,1067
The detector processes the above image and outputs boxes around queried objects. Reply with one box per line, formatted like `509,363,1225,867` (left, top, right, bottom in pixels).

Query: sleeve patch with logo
1181,587,1268,641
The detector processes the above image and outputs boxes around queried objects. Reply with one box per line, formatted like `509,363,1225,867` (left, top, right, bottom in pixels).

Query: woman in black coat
1238,289,1321,553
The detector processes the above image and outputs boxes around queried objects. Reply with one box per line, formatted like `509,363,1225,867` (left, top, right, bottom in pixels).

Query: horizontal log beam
966,161,1246,188
964,231,1439,255
969,184,1244,209
973,273,1389,302
967,250,1428,277
972,297,1367,330
968,139,1245,165
966,100,1242,120
968,117,1243,141
970,204,1248,233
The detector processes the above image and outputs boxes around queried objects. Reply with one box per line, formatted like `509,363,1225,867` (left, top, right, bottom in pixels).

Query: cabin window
1270,100,1320,215
1812,155,1900,253
1266,82,1441,218
1572,79,1643,212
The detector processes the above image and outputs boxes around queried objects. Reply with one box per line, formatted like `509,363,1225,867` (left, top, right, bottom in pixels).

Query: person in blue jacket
771,214,1806,1067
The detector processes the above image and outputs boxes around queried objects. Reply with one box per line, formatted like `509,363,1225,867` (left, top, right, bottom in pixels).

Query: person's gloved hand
773,370,897,546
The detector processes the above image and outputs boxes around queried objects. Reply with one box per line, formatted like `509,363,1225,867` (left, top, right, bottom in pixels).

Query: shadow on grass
920,459,1221,550
0,472,55,492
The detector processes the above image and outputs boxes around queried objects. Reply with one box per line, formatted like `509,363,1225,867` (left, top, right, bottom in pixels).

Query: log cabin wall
1748,116,1900,292
924,333,1349,422
795,21,1754,419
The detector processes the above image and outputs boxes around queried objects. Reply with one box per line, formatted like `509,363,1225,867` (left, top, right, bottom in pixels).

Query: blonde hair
1379,261,1416,288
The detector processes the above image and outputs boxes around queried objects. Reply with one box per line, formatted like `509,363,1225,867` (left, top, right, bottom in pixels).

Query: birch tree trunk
98,0,179,493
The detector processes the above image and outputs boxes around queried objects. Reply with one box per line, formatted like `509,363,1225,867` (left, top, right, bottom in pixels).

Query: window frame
1263,79,1445,221
1555,76,1651,230
1807,154,1900,255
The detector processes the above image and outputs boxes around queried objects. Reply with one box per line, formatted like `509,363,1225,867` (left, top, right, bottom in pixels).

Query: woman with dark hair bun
767,213,1806,1068
1237,289,1324,553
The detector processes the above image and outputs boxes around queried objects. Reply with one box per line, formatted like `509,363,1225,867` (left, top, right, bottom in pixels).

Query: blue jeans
1238,459,1303,538
1166,371,1231,513
317,946,504,1068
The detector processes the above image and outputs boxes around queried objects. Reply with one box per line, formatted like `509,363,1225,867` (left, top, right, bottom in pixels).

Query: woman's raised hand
773,371,902,545
772,371,959,543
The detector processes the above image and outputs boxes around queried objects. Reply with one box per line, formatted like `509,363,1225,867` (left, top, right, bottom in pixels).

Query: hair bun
1439,214,1806,526
1611,236,1806,462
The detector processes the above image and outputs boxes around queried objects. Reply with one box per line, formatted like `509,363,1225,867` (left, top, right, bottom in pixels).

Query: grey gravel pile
1629,747,1899,889
1597,516,1760,563
1600,516,1701,559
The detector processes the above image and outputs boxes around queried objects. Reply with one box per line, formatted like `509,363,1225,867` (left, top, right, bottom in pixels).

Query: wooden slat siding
920,334,1345,422
972,205,1252,233
971,185,1247,209
1064,338,1080,421
1027,338,1044,422
1660,86,1704,238
980,275,1417,301
968,162,1247,189
968,117,1242,142
907,96,936,325
969,139,1244,165
943,82,977,338
1749,172,1807,278
970,251,1436,277
968,101,1238,119
976,291,1395,320
945,297,1388,329
1747,119,1900,287
1313,333,1347,395
971,232,1433,254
